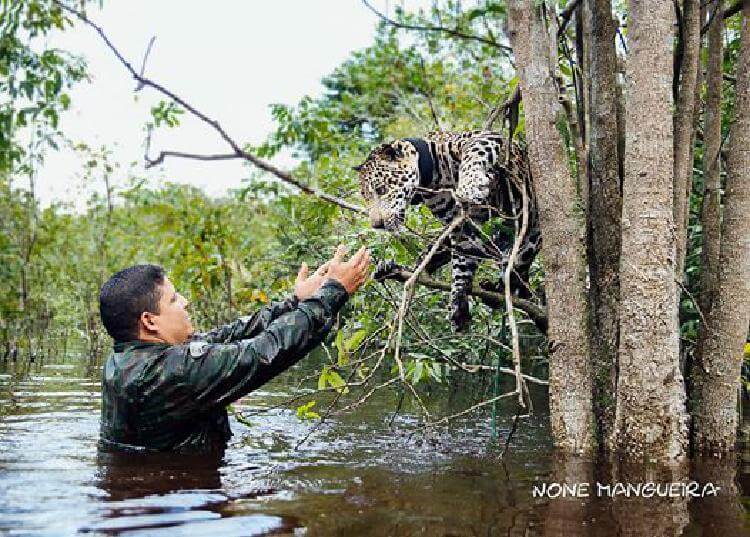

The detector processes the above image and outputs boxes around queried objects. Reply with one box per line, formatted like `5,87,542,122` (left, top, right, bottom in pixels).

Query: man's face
142,276,193,344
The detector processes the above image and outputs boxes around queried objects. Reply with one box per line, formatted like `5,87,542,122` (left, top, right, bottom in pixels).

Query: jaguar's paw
450,298,471,333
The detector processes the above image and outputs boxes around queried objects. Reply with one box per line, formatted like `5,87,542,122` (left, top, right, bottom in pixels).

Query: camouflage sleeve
191,295,300,344
167,279,348,411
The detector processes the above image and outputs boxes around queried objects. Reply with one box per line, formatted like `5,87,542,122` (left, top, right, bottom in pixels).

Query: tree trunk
692,2,750,455
508,0,596,455
612,0,688,460
674,0,702,282
697,1,724,317
583,0,622,446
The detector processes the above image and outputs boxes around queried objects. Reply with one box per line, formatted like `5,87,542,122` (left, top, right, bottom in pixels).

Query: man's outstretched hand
294,244,371,300
326,245,371,295
294,260,332,301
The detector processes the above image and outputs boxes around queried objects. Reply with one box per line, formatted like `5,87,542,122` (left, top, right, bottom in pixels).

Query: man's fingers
296,262,308,282
354,248,370,270
313,261,330,276
344,247,365,268
332,244,348,263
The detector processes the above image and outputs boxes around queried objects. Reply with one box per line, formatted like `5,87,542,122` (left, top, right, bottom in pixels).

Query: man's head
99,264,192,345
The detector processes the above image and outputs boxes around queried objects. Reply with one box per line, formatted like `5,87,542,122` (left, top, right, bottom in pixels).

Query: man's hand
294,261,331,301
326,245,371,295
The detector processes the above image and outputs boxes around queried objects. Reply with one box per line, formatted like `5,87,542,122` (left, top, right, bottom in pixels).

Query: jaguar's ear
352,164,363,172
383,143,403,160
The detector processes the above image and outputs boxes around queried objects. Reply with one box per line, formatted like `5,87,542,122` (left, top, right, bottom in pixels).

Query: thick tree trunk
697,1,724,317
692,2,750,455
508,0,596,454
583,0,622,446
674,0,702,281
612,1,688,460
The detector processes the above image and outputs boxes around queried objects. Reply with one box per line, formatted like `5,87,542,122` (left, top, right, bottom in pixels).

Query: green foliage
0,0,89,175
296,400,320,421
149,100,184,129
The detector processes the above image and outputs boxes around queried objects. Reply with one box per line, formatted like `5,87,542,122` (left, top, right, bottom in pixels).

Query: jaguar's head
354,139,420,233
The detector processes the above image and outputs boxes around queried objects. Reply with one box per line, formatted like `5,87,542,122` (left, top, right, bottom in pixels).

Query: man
98,245,370,453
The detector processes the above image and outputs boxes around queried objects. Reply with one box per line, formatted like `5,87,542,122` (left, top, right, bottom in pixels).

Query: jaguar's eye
374,185,386,196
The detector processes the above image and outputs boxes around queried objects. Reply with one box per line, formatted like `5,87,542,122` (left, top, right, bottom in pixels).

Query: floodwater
0,353,748,536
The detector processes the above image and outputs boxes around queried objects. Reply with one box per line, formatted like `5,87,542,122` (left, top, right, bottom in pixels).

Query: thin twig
503,166,529,408
557,0,582,38
427,390,518,428
376,265,548,330
501,412,521,457
483,85,521,131
360,0,513,53
393,215,465,379
135,35,156,91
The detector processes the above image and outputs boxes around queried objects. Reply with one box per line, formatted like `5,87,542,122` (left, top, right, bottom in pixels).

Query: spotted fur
356,130,541,330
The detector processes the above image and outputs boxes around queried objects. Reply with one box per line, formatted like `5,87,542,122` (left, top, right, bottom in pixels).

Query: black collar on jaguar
404,138,434,199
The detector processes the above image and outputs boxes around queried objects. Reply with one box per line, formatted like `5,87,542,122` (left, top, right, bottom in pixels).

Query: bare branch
376,266,548,331
701,0,746,34
135,36,156,92
427,390,519,428
361,0,513,53
483,85,521,131
557,0,582,37
146,150,242,166
503,168,530,408
458,362,549,385
393,216,465,379
55,1,366,215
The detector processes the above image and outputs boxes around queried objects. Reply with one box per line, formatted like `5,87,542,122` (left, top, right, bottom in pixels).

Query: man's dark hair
99,264,166,342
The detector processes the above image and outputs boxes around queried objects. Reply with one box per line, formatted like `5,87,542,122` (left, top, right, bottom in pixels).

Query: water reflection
690,455,746,537
535,453,748,537
91,450,297,535
96,450,225,501
1,357,748,536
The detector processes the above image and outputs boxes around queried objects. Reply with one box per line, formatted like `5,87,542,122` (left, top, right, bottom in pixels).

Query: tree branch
377,265,548,332
55,1,366,215
361,0,513,54
557,0,582,37
701,0,746,34
483,84,521,131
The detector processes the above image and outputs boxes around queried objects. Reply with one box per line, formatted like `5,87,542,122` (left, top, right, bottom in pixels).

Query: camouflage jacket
99,280,348,453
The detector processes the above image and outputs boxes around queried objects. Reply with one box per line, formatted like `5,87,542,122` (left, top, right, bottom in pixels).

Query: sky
36,0,430,208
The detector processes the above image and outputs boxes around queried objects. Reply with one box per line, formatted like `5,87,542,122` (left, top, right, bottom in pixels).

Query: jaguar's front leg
450,253,479,332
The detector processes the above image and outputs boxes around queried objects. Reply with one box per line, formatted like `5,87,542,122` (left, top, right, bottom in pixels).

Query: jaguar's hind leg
450,253,479,332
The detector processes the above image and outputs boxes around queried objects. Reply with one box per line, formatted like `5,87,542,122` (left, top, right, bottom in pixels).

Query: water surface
1,355,747,536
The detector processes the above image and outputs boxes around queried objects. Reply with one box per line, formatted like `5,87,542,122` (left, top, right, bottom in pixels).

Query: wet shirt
99,280,348,453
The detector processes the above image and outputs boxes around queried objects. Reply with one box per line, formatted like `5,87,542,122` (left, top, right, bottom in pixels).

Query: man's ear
141,311,158,332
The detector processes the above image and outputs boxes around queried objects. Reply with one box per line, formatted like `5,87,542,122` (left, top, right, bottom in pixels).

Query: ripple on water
2,356,748,536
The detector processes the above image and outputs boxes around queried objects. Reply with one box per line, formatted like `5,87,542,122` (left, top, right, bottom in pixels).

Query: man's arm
164,280,348,414
191,295,299,344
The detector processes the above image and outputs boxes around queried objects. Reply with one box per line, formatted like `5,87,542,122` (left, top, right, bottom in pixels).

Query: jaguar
355,130,541,330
